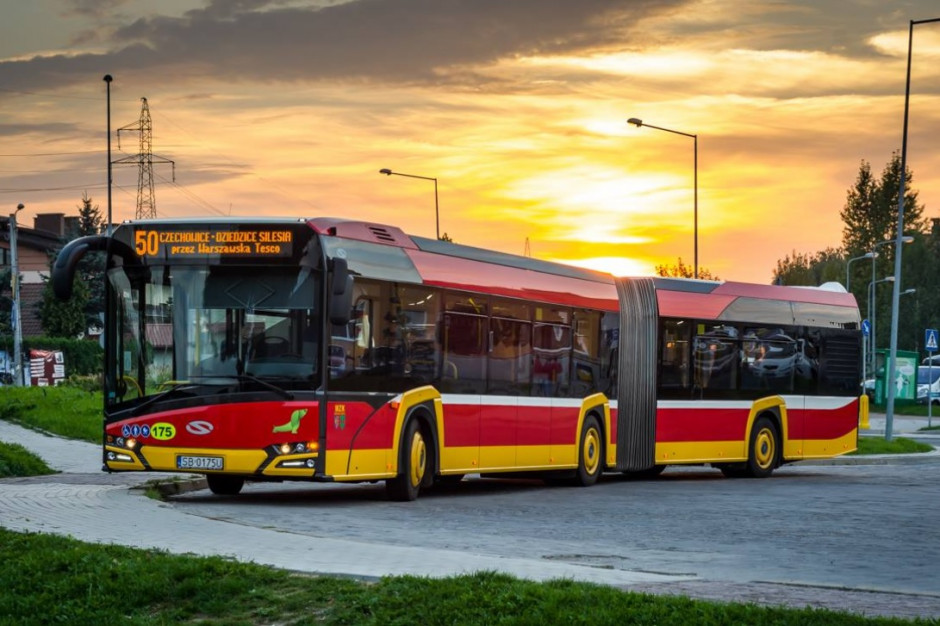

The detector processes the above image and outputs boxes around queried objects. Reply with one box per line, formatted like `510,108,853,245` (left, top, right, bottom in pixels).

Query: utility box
874,349,918,405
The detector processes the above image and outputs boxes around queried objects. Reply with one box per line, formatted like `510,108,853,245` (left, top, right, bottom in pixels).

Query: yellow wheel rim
582,426,600,476
409,431,427,488
753,427,775,470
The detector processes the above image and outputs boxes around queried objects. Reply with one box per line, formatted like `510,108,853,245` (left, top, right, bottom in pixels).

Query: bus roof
116,216,858,322
308,218,858,319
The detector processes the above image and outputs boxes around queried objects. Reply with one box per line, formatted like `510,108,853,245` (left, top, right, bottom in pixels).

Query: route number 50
135,230,158,256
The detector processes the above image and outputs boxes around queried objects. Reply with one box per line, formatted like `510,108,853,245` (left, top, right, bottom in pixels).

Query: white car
917,368,940,406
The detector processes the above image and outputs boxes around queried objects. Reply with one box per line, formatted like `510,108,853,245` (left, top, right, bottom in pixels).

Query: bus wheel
717,464,747,478
387,419,427,501
576,415,603,487
434,474,464,488
206,474,244,496
746,416,780,478
623,465,666,479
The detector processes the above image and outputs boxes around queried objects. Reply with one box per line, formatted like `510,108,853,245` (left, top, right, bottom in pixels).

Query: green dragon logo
272,408,307,434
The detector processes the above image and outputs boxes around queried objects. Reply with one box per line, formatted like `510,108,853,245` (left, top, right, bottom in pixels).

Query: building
1,213,76,338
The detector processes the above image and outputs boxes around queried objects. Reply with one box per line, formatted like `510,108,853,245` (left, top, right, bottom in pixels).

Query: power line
0,150,102,157
0,183,108,194
0,85,138,102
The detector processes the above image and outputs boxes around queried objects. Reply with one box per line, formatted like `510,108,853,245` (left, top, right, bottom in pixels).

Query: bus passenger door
439,296,487,472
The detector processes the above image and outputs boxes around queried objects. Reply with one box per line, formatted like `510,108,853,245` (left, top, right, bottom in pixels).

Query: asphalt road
169,461,940,596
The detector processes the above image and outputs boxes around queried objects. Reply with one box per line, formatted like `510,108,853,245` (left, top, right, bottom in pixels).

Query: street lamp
846,251,876,292
627,117,699,278
9,203,24,386
379,168,440,240
103,74,113,236
885,17,940,441
868,275,895,373
869,237,912,366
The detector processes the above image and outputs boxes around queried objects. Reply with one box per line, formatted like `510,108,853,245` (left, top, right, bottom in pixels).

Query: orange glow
1,2,939,285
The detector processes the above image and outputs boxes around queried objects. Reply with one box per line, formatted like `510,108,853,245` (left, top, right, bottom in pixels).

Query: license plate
176,455,224,470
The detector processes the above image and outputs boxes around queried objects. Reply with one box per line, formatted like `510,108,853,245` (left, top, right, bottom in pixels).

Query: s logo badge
185,420,214,436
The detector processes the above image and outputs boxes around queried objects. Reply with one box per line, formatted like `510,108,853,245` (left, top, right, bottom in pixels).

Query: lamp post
869,237,912,373
103,74,113,236
885,17,940,441
869,275,895,376
627,117,698,278
9,203,24,386
846,251,875,292
379,168,440,240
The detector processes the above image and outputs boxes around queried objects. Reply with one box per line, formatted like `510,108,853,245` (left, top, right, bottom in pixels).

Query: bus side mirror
331,257,348,295
329,257,353,326
52,235,146,301
52,235,109,300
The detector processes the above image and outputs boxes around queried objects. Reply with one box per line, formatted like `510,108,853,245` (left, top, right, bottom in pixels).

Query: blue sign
861,319,871,337
926,328,939,353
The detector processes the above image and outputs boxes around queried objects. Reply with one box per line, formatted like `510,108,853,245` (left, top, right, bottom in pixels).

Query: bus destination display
134,228,294,258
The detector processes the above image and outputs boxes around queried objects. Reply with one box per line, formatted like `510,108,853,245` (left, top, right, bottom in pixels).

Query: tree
67,193,106,330
0,267,11,335
772,248,844,287
842,152,926,253
837,153,931,354
775,151,939,358
654,257,719,280
39,274,89,338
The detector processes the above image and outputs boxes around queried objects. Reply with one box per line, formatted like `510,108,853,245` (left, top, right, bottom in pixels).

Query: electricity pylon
114,97,175,220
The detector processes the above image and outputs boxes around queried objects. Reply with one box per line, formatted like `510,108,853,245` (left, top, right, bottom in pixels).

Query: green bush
0,335,103,376
0,441,56,478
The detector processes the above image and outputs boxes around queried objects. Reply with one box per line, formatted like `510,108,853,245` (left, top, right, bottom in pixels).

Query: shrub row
0,336,102,376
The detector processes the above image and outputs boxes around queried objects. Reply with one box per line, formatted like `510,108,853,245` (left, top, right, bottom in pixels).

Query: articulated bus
53,217,863,500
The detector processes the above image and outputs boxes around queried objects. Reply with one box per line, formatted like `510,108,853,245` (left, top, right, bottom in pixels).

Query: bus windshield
106,263,321,406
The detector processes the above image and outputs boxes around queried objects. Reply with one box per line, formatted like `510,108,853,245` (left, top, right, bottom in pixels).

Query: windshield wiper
233,374,295,400
130,382,197,417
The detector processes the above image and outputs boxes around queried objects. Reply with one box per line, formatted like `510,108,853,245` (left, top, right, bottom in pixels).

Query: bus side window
441,294,488,393
572,310,601,396
600,312,619,397
533,306,572,397
693,323,738,393
660,319,691,392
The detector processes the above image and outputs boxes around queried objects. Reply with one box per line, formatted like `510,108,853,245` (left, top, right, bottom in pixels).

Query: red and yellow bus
52,217,863,500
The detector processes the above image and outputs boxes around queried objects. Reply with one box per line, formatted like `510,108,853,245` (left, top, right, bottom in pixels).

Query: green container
874,349,918,405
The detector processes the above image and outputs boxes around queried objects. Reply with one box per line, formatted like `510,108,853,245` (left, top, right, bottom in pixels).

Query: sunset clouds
1,0,939,282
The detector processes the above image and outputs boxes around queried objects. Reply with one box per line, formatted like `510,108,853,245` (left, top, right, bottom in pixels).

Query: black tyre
623,465,666,479
434,474,464,488
206,474,244,496
575,415,603,487
717,463,748,478
745,416,780,478
386,419,428,501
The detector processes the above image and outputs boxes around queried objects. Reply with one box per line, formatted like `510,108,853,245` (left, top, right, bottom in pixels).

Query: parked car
916,367,940,406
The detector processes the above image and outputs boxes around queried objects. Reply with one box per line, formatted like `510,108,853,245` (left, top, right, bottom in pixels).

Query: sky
1,0,940,284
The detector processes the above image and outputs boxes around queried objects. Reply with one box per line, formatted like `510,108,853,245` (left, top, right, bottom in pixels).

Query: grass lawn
0,441,56,478
0,528,925,625
2,388,937,623
854,436,934,455
0,385,102,443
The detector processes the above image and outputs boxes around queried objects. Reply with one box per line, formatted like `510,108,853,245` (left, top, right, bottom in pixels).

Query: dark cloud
665,0,913,59
2,0,680,93
60,0,131,18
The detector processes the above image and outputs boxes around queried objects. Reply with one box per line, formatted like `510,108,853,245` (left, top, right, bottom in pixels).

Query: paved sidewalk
0,419,686,587
2,417,939,619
